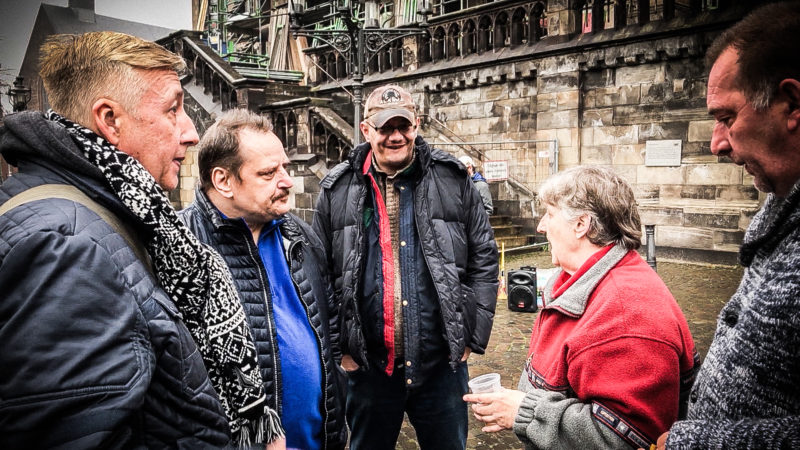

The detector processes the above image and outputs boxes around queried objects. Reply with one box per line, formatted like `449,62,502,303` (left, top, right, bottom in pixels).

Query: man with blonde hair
0,31,278,447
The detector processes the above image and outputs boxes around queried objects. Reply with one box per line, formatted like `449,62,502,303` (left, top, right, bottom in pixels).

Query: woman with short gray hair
465,166,698,449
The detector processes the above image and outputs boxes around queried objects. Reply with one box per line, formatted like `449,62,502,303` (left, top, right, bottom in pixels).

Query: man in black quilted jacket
313,84,499,450
0,32,238,447
179,108,347,450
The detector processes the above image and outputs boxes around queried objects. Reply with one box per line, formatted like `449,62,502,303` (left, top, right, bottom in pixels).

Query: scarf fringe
234,409,285,448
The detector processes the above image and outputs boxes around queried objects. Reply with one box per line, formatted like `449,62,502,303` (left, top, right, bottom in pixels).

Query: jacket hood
472,171,488,183
0,111,150,235
0,111,105,183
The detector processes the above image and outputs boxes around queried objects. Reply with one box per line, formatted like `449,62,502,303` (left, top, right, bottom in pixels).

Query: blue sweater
258,220,323,450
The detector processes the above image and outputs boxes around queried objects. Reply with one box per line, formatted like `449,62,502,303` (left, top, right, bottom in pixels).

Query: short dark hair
538,166,642,250
197,109,275,191
706,1,800,110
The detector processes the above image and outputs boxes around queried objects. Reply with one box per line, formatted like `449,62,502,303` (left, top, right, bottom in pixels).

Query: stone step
496,235,534,248
490,215,514,227
492,224,524,238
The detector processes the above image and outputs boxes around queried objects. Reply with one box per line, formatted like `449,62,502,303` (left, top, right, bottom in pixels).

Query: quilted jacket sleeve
463,176,499,353
0,228,153,448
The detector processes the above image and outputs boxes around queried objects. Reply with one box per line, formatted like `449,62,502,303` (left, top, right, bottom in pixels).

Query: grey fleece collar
542,245,629,317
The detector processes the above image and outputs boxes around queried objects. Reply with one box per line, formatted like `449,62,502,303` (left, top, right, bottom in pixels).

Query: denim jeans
345,359,469,450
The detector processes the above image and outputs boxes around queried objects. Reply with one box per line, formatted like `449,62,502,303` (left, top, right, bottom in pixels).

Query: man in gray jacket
458,155,493,216
655,2,800,448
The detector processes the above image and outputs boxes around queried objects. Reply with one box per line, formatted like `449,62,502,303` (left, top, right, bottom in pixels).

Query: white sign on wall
645,139,683,167
484,160,509,181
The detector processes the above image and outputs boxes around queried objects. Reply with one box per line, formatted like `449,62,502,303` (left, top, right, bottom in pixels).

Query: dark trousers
345,359,469,450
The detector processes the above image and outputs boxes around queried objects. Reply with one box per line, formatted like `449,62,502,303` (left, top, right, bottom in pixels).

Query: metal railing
430,139,559,195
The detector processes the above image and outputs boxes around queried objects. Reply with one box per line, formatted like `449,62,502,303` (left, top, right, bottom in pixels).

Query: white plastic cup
468,372,502,394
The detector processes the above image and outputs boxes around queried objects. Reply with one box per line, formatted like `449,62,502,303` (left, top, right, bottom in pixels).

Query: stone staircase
491,214,539,251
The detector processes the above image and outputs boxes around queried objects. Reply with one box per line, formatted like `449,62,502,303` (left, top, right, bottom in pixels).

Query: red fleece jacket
526,248,697,444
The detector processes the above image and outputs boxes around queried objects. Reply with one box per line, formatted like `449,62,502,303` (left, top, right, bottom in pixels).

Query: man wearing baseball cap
313,84,499,449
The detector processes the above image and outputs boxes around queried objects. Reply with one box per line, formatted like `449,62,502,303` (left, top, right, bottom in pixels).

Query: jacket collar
350,135,432,181
740,177,800,266
193,185,301,242
542,244,629,317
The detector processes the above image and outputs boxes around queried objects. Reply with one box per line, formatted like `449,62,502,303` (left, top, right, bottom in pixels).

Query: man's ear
359,121,371,141
211,167,235,198
91,98,123,146
779,79,800,132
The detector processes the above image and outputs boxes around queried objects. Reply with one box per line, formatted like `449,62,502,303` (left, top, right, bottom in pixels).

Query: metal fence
430,139,559,196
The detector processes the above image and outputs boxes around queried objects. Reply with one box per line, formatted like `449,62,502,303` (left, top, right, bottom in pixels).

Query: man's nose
278,168,294,189
180,110,199,146
710,122,730,155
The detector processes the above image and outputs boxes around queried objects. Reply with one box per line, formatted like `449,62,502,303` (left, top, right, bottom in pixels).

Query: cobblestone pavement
391,250,744,450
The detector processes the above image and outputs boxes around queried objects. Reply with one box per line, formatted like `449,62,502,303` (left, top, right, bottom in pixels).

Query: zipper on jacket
285,237,331,450
241,229,282,414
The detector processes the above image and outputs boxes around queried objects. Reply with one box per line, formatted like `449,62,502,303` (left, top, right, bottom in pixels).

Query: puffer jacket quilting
179,189,347,450
313,136,499,379
0,111,230,449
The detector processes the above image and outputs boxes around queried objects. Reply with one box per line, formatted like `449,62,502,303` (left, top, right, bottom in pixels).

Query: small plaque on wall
645,140,682,166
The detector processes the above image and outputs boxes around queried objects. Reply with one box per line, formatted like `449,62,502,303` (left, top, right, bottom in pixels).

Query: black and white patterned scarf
47,111,284,446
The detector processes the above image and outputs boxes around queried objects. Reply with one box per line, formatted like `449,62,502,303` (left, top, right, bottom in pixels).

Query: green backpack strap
0,184,154,274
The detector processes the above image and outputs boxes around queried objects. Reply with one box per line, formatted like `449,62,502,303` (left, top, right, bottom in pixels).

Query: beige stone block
536,110,578,130
688,120,714,142
594,85,641,107
183,151,194,165
291,176,305,193
557,90,580,110
637,166,684,185
582,108,614,127
179,188,195,205
612,144,645,165
179,164,192,177
610,165,637,186
616,64,665,86
581,127,594,146
655,225,714,249
683,164,742,185
558,145,580,165
482,84,508,102
478,117,502,134
536,129,557,141
591,125,639,146
536,93,557,112
191,165,199,177
459,88,482,103
639,206,684,227
581,146,612,164
181,176,196,191
557,128,577,147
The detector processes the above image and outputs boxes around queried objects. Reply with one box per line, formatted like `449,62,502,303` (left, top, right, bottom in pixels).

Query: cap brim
368,109,415,128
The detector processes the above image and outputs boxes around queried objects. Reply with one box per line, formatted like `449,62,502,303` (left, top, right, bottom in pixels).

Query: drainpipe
645,224,657,271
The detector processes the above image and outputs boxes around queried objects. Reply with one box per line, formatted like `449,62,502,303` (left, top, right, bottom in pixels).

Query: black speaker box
508,267,538,313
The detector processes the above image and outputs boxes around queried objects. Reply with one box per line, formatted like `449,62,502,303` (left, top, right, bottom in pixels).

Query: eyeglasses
367,122,417,136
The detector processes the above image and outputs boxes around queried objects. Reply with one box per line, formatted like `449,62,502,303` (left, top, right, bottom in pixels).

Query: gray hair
538,166,642,250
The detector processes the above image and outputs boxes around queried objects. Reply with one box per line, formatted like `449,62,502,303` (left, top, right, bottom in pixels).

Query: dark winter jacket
667,179,800,449
313,136,499,386
0,111,229,448
179,188,347,450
